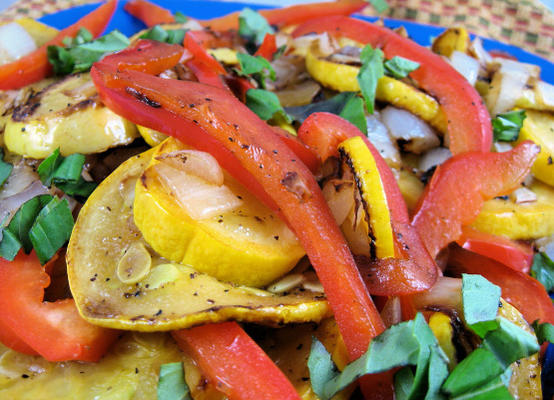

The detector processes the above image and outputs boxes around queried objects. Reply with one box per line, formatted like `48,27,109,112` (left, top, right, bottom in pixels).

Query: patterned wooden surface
1,0,553,59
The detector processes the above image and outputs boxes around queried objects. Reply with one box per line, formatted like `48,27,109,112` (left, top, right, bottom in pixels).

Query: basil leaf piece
245,89,291,122
339,95,367,134
157,362,191,400
308,338,338,399
48,29,129,75
394,367,415,400
0,149,13,188
140,25,187,45
450,372,513,400
384,56,420,79
29,197,74,265
441,348,504,396
0,229,22,261
53,153,85,183
532,321,554,344
7,195,53,253
174,11,188,23
285,92,357,123
482,317,539,368
37,148,63,186
367,0,389,13
236,53,275,89
530,252,554,292
238,8,274,49
426,347,449,400
492,110,526,142
462,274,501,338
357,45,384,114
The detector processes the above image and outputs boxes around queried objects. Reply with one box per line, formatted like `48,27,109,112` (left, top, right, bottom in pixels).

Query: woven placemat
1,0,553,59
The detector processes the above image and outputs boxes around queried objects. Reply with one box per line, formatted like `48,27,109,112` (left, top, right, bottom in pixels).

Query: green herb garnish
37,149,96,198
48,28,129,75
462,274,501,337
238,8,274,52
384,56,420,79
0,149,13,188
157,362,191,400
174,11,188,23
339,94,367,133
236,53,276,89
140,25,187,45
532,320,554,344
245,89,291,122
530,252,554,292
367,0,389,13
357,45,384,114
492,110,526,142
0,229,22,261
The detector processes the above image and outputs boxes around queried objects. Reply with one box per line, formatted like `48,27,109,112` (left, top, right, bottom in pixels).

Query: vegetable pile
0,0,553,399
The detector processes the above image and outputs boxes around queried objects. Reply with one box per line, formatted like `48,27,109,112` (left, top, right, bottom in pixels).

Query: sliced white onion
366,113,401,167
267,273,305,294
510,187,537,204
471,37,492,65
322,179,355,226
495,58,541,79
419,147,452,173
536,235,554,261
411,277,462,312
0,160,39,200
271,55,305,90
381,106,440,154
536,80,554,108
291,33,336,57
0,23,37,65
182,19,204,31
493,141,513,153
449,51,479,86
155,150,224,185
154,163,242,220
487,70,529,116
0,180,50,226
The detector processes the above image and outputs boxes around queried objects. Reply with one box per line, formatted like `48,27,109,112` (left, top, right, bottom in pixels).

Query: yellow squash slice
67,146,329,331
471,180,554,239
4,73,138,158
338,136,395,258
305,46,448,133
431,27,470,57
516,109,554,186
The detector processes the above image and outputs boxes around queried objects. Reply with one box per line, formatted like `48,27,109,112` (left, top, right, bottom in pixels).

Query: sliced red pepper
448,246,554,325
201,1,368,31
255,33,278,61
172,322,301,400
411,142,539,259
124,0,175,27
298,112,437,295
271,126,320,174
292,16,493,155
0,252,118,362
456,226,534,274
0,320,38,355
0,0,116,90
91,39,386,379
184,31,228,89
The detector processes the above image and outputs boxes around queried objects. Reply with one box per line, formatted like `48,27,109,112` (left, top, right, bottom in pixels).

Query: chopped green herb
157,362,191,400
357,45,384,114
367,0,389,13
462,274,501,337
339,94,367,133
307,338,338,399
394,367,414,400
530,252,554,292
492,110,526,142
0,229,22,261
29,197,74,265
532,320,554,344
245,89,291,122
48,28,129,75
174,11,188,23
140,25,187,44
274,44,287,60
285,92,358,123
450,370,513,400
0,149,13,188
238,8,274,51
384,56,420,79
37,149,96,198
7,195,53,253
236,53,275,89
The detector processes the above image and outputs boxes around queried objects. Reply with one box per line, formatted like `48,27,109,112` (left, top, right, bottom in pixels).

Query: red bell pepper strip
124,0,175,27
271,126,320,174
91,39,386,379
172,322,301,400
183,31,228,89
0,0,117,90
0,252,118,362
292,16,493,155
448,246,554,325
0,320,38,355
200,1,368,31
255,33,278,61
411,142,539,259
456,226,534,274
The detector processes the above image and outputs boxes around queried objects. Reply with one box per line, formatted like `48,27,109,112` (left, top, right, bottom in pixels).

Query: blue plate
39,0,554,84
